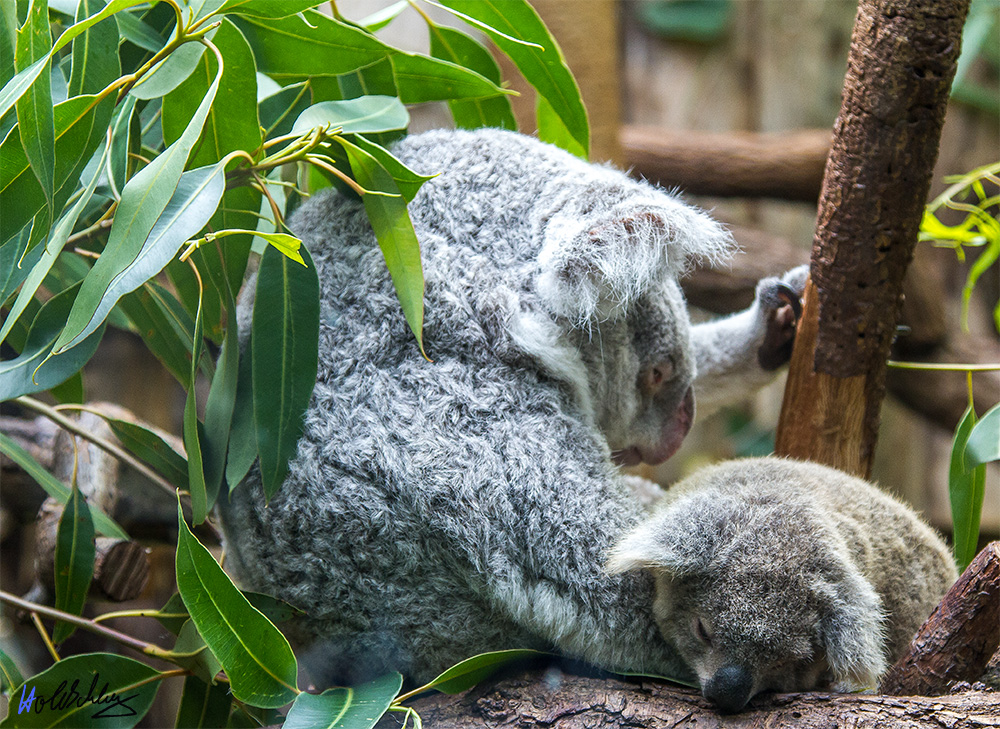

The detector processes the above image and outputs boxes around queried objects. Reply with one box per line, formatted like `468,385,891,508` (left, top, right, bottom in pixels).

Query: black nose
703,664,754,714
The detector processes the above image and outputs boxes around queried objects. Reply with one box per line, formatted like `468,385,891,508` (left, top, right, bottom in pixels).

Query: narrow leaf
117,281,196,385
202,282,238,508
438,0,589,156
416,649,546,695
106,417,189,489
0,433,127,539
252,244,319,499
965,403,1000,469
174,676,232,729
949,406,987,571
292,95,409,136
225,341,256,491
338,135,434,203
283,673,402,729
0,649,24,694
342,142,426,354
185,284,208,525
68,0,122,96
215,0,321,19
174,499,299,708
1,653,160,728
52,483,96,643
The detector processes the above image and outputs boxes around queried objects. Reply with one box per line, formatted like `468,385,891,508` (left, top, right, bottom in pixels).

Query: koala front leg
689,266,808,418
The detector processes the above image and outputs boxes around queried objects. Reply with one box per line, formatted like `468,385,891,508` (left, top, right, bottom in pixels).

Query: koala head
607,484,887,713
516,175,731,465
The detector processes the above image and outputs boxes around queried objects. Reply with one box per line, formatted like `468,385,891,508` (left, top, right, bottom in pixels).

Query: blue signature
18,674,138,720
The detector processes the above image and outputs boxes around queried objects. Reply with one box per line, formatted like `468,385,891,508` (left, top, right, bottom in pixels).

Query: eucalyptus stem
886,360,1000,372
30,612,62,663
1,591,173,661
15,396,178,499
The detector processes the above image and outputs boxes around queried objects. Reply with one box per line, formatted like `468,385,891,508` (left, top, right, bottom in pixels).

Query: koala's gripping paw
756,265,808,371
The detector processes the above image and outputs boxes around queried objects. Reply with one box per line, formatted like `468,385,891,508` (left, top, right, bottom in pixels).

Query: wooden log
775,0,971,477
400,668,1000,728
621,126,830,201
880,542,1000,696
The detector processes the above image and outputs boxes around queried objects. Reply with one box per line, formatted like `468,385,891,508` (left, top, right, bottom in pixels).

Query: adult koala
219,129,806,686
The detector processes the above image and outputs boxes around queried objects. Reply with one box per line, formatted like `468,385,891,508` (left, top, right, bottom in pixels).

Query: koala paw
756,265,808,371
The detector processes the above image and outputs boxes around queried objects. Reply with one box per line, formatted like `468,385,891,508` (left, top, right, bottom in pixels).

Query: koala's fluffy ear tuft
606,506,712,576
536,195,733,326
818,566,889,690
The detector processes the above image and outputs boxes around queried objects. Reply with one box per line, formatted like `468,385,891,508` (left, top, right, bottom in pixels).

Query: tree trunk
774,0,970,477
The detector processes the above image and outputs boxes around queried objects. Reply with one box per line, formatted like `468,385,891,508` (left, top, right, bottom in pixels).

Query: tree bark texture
401,669,1000,728
775,0,971,477
621,126,830,202
881,542,1000,696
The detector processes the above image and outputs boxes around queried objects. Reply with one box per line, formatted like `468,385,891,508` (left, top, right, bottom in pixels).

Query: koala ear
536,197,732,325
606,506,709,576
818,566,888,690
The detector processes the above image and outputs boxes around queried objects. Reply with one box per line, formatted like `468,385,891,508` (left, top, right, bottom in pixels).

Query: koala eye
693,617,713,646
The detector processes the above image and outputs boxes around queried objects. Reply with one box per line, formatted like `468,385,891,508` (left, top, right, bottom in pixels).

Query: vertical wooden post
775,0,970,477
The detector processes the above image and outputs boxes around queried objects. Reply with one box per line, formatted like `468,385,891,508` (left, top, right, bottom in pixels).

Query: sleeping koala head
512,172,732,465
607,478,887,713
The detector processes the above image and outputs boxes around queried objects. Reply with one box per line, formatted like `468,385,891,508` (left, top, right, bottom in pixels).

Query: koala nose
641,358,675,396
703,664,754,714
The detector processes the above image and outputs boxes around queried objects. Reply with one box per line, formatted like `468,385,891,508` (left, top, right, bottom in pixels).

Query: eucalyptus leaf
338,135,434,203
252,244,319,499
0,649,25,694
105,416,189,489
259,80,309,140
202,282,238,509
15,0,56,230
172,620,224,684
52,482,96,644
965,402,1000,469
118,281,196,385
1,653,161,728
129,39,209,101
342,141,425,355
0,433,128,540
175,499,299,708
174,676,232,729
283,673,402,729
0,283,106,401
114,9,166,53
225,341,256,491
68,0,121,97
949,406,987,571
359,0,407,32
184,285,207,525
292,95,409,136
415,649,547,695
216,0,321,19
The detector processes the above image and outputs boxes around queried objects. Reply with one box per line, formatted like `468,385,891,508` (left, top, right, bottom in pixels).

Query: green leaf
965,402,1000,469
129,39,209,101
0,0,146,120
153,593,190,635
259,80,310,140
225,341,256,491
243,591,302,624
359,1,407,32
949,406,987,572
174,676,232,729
15,0,55,232
202,282,238,509
0,433,127,540
439,0,589,156
342,141,426,355
184,284,208,525
172,620,224,684
0,133,109,347
0,650,25,694
292,95,409,136
174,499,299,708
388,52,507,104
1,93,115,251
1,653,160,728
117,281,196,385
252,243,319,499
51,158,227,356
428,24,516,131
283,673,402,729
338,135,434,203
0,283,106,401
52,482,96,644
0,3,16,89
215,0,321,19
68,0,122,96
537,93,585,159
106,416,189,489
414,649,545,695
115,9,166,53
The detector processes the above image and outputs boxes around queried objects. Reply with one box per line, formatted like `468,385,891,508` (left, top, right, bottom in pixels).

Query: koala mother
219,129,804,686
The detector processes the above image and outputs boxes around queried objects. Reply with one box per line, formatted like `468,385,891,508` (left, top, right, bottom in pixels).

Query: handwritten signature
18,673,139,720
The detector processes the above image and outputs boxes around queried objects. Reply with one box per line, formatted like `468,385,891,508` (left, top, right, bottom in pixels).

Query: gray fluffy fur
609,456,957,712
218,129,809,686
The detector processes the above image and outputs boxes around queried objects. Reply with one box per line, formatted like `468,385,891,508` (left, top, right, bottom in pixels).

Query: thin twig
30,612,61,662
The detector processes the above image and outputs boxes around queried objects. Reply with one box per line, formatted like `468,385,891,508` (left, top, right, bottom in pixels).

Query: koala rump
219,129,813,690
609,456,958,713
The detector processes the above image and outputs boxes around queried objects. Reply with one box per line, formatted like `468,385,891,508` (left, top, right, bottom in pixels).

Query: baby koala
608,456,957,713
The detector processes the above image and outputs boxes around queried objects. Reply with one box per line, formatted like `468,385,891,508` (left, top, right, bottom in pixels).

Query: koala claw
774,281,803,320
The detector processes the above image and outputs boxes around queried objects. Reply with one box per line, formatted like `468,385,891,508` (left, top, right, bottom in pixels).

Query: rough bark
881,542,1000,696
775,0,971,477
400,669,1000,728
621,126,830,201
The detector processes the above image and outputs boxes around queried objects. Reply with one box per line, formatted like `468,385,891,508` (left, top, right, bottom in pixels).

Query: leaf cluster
0,0,589,726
